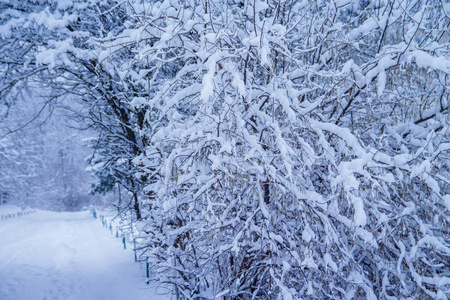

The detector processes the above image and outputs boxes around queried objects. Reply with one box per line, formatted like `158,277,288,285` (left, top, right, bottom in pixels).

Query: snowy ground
0,206,169,300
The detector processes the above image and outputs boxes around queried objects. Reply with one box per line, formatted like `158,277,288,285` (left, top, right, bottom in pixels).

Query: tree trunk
133,192,141,220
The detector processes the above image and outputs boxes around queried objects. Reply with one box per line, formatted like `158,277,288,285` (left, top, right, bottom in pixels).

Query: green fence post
133,239,137,262
116,230,119,238
122,237,126,249
146,257,149,278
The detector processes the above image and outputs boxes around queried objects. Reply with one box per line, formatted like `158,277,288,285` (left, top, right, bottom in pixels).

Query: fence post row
93,209,152,282
1,210,35,221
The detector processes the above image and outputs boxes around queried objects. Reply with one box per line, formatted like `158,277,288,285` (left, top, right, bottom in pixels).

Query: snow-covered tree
1,0,146,217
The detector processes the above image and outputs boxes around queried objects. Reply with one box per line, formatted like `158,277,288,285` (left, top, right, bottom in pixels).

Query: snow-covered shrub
123,0,450,298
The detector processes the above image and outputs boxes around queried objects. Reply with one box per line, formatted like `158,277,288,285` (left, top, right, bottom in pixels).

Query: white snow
443,195,450,211
350,194,367,227
409,50,450,73
301,224,315,243
324,253,338,272
0,207,168,300
200,52,219,101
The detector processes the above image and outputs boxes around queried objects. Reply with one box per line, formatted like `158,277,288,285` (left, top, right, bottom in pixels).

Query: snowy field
0,206,169,300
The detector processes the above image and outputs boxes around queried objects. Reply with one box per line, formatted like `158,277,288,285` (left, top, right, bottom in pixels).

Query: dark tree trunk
133,192,141,220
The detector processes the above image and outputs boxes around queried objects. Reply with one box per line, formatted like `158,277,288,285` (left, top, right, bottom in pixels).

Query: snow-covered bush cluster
1,0,449,298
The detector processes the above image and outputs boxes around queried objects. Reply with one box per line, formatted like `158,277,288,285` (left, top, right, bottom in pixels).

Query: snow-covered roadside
0,207,169,300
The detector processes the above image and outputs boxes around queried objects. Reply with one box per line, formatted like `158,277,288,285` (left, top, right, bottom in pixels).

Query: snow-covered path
0,209,168,300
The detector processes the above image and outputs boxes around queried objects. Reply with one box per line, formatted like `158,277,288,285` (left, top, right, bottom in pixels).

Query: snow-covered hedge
1,0,449,299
